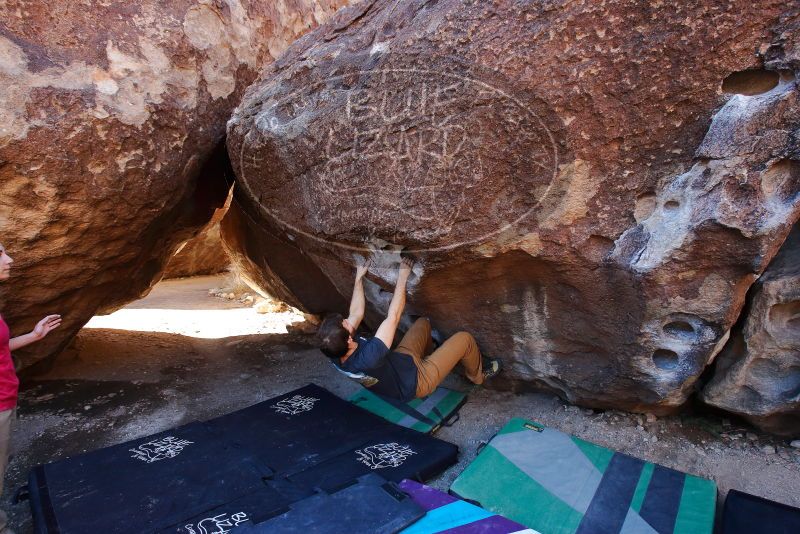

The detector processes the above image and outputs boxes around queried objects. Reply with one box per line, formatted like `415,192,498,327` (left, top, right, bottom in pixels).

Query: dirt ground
7,275,800,532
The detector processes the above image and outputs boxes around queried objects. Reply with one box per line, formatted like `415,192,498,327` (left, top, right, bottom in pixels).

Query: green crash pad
349,387,467,434
450,418,717,534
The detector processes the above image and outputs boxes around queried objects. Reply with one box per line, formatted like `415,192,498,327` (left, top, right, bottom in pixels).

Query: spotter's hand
33,314,61,340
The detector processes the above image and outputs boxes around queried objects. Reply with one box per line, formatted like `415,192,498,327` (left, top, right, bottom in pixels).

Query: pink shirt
0,316,19,411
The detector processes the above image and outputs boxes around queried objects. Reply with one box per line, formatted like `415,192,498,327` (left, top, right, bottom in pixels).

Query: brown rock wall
225,0,800,412
0,0,351,368
164,187,232,279
702,224,800,436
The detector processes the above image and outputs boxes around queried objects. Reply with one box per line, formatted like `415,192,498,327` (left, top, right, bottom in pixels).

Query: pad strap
377,395,439,428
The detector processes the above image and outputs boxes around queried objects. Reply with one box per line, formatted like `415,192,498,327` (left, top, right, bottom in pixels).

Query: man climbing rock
317,257,501,401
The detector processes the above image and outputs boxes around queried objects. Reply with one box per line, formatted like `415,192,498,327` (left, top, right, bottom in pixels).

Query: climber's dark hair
317,313,350,359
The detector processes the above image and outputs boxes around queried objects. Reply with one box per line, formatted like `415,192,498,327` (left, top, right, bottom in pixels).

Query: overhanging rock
225,0,800,413
0,0,352,368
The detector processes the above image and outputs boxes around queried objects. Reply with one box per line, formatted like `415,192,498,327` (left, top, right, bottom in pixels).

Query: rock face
702,224,800,436
163,221,229,279
0,0,351,368
227,0,800,413
164,195,231,280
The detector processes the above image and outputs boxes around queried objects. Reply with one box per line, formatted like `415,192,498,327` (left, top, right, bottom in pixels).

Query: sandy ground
6,275,800,532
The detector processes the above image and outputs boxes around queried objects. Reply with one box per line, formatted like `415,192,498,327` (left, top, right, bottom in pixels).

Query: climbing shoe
482,357,502,381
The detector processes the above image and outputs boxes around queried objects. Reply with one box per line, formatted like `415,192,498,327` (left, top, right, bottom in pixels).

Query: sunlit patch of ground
84,274,306,338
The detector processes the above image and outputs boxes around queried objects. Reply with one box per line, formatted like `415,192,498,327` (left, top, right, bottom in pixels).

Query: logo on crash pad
130,436,194,463
355,442,417,469
184,511,249,534
270,394,320,415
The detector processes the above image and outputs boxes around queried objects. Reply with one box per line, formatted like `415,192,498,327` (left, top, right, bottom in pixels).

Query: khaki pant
0,408,14,534
394,318,484,398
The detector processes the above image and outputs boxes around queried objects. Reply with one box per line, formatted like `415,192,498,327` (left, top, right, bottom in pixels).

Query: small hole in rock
653,349,679,370
664,200,680,210
663,321,695,337
722,69,779,96
634,193,657,223
769,301,800,331
760,160,796,202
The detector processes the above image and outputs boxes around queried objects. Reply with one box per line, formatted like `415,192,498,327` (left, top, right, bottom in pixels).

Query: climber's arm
345,257,371,332
374,257,414,349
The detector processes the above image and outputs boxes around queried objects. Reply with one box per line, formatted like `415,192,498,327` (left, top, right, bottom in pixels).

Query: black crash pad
157,488,292,534
722,489,800,534
205,383,459,489
233,474,425,533
29,384,458,534
28,421,277,534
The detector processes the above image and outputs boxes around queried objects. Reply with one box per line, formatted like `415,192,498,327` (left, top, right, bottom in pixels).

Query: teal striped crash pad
450,418,717,534
349,387,467,434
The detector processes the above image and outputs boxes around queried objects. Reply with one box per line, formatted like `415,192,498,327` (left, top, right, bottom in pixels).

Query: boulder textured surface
164,194,231,280
227,0,800,412
0,0,351,368
702,224,800,436
163,221,230,279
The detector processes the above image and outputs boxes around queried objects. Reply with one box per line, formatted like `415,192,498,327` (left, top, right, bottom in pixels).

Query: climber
316,256,501,401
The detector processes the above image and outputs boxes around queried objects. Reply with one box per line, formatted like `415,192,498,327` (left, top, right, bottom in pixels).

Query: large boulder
0,0,351,369
702,223,800,436
226,0,800,413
